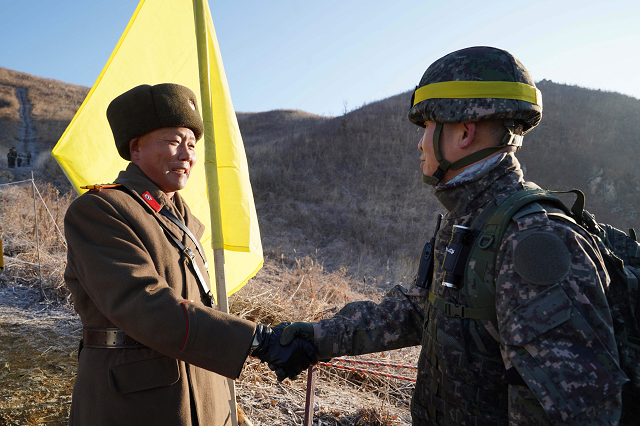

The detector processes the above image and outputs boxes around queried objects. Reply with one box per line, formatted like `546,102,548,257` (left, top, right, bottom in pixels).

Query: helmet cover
408,46,542,134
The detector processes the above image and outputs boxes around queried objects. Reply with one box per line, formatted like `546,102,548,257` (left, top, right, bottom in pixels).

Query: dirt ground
0,283,78,425
0,277,416,426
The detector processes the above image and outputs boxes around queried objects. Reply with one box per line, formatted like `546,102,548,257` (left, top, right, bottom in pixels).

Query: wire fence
318,357,417,383
303,357,416,425
0,175,66,247
0,175,67,292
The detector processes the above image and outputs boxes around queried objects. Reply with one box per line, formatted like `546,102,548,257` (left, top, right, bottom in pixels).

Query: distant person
6,147,16,168
26,151,31,166
63,83,317,425
16,155,22,167
279,47,627,425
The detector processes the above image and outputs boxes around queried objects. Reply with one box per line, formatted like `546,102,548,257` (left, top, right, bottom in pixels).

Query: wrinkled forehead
141,126,197,142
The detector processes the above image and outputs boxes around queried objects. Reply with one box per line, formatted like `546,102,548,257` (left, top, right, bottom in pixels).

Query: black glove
251,322,319,381
280,321,315,345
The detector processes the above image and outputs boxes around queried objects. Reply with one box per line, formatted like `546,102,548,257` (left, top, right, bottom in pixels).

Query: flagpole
193,1,238,425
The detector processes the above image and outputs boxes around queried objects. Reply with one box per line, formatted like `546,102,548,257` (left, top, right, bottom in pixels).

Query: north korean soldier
64,83,318,426
280,47,628,425
7,147,16,168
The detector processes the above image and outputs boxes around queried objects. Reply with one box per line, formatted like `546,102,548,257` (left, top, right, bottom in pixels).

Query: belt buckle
445,302,464,318
183,247,196,262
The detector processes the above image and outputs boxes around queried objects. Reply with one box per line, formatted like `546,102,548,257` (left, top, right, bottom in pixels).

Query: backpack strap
426,183,577,327
469,186,569,274
428,185,570,327
466,185,577,336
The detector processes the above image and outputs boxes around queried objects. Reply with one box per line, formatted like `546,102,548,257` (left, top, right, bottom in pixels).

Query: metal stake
31,172,43,293
303,365,317,426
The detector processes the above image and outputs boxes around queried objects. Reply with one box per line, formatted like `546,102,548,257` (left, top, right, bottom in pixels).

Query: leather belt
83,327,145,349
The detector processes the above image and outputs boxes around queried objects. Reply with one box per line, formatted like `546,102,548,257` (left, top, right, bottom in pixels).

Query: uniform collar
114,163,187,219
434,152,524,216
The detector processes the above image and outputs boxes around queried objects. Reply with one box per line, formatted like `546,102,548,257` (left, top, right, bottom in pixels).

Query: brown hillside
237,109,329,147
0,67,88,185
240,92,438,283
520,80,640,228
240,82,640,282
2,67,640,282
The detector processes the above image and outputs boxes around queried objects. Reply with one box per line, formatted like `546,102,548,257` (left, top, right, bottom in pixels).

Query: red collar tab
81,183,122,192
141,191,162,212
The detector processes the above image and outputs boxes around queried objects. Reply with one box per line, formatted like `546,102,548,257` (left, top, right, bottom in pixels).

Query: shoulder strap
428,184,571,326
158,206,209,271
160,225,214,304
140,191,209,271
470,185,570,269
115,186,215,306
463,184,573,332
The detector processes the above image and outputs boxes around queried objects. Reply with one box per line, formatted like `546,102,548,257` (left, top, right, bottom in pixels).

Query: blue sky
1,0,639,116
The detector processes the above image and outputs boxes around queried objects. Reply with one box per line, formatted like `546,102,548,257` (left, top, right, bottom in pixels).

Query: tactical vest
414,182,640,425
410,189,518,425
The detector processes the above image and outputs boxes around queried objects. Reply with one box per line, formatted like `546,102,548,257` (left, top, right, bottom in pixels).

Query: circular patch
513,232,571,285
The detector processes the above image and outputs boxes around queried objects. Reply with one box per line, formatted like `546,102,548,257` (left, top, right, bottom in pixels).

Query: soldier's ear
129,138,141,162
459,122,476,149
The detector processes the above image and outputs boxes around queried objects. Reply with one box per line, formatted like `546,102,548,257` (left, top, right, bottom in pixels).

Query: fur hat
107,83,204,160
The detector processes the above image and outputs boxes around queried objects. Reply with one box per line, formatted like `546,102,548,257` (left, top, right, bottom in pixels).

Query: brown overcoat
64,163,256,425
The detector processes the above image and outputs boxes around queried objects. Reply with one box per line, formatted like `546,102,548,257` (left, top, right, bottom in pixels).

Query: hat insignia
189,100,195,110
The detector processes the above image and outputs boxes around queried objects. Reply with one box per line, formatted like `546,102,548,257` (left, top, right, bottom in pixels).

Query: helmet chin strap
422,122,449,186
422,120,523,187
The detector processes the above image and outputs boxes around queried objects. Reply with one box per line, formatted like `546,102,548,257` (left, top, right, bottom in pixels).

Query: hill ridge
2,66,640,281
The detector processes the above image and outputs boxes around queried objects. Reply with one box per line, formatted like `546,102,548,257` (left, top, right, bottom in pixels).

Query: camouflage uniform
313,152,627,425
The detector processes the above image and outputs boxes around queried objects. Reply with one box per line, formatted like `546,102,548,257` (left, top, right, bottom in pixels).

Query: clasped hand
251,322,318,381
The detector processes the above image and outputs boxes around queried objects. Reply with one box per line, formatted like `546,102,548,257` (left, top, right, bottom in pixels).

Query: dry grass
0,181,73,303
0,286,79,426
230,256,417,426
0,253,416,425
0,180,416,425
231,256,380,325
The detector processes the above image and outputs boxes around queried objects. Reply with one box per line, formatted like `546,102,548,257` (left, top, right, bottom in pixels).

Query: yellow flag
52,0,263,296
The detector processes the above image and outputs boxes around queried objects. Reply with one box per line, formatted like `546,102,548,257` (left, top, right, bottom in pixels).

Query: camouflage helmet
409,47,542,186
409,46,542,132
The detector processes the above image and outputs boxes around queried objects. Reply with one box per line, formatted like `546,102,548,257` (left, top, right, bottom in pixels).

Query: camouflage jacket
313,153,627,425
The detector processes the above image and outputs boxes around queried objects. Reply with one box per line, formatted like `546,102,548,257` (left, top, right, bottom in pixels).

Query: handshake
250,322,318,381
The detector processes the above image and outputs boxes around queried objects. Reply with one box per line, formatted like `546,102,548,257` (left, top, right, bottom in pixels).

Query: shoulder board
80,184,123,192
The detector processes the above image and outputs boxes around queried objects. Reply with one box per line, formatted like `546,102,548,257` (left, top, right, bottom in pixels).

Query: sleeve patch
514,232,571,285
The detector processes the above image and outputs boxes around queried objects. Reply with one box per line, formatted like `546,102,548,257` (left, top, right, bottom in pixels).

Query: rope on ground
318,357,417,383
0,179,33,187
4,256,41,267
331,357,417,370
304,357,417,423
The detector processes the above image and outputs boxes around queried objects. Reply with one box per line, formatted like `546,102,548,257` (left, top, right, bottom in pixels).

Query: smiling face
130,127,197,199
